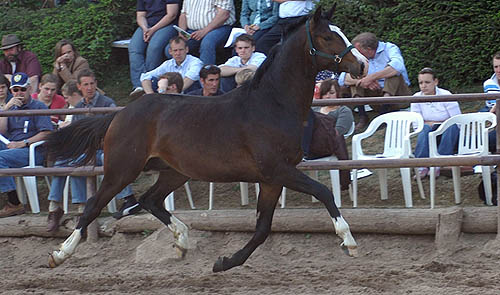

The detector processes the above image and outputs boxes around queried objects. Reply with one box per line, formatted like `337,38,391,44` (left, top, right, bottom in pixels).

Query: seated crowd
0,0,498,225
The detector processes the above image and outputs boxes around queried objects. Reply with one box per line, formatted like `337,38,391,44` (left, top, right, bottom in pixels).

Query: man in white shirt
139,36,203,97
256,0,317,54
219,34,266,92
341,32,411,130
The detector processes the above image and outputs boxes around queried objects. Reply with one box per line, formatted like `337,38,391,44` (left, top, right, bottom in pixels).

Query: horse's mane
251,14,311,87
282,15,309,41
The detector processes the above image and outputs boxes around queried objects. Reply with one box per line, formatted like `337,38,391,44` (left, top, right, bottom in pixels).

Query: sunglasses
12,87,27,93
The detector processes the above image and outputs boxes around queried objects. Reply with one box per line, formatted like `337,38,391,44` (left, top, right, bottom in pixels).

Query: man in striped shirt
482,51,500,111
173,0,236,65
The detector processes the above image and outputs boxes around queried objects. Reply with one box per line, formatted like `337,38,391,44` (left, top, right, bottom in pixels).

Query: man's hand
6,97,22,109
357,76,380,90
190,28,209,41
7,141,27,149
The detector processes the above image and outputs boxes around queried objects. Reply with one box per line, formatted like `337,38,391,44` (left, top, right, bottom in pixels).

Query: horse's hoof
341,245,359,257
212,256,228,273
48,253,59,268
173,244,187,259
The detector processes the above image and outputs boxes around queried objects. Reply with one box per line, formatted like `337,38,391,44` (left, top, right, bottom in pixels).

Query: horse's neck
258,37,317,121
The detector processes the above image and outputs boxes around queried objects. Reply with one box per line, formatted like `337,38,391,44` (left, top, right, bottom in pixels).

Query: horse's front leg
213,183,282,272
278,167,358,257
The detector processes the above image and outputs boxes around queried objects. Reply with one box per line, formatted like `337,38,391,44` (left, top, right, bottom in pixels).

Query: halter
305,18,354,72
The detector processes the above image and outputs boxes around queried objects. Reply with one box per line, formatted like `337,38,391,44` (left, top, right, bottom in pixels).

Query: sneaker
112,198,142,220
0,202,25,218
47,207,64,232
414,167,429,180
129,87,145,100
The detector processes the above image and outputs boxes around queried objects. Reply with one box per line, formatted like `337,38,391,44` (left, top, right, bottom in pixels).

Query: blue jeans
415,124,459,158
0,144,44,193
48,150,133,204
165,25,232,65
128,25,178,88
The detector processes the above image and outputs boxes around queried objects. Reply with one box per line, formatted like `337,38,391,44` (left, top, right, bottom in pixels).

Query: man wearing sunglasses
0,72,53,218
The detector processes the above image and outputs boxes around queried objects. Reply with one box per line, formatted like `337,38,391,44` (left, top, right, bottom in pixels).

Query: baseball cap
10,72,29,89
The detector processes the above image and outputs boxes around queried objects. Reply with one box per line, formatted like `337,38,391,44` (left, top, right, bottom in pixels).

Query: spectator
139,36,203,96
482,51,500,112
317,78,354,136
59,79,82,128
157,72,184,94
168,0,236,65
32,73,67,124
411,67,461,178
0,34,42,92
340,32,411,130
219,34,266,92
235,68,256,87
187,65,224,96
0,75,13,110
128,0,181,98
0,72,53,218
240,0,279,43
46,69,141,231
256,0,316,55
52,39,90,92
302,79,354,159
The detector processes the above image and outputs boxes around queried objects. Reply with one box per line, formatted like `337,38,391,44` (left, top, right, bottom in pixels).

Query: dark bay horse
46,6,366,272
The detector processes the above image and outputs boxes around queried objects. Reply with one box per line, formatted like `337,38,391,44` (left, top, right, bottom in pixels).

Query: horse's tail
45,113,117,166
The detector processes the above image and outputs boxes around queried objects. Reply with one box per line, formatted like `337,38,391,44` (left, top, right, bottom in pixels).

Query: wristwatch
23,139,30,147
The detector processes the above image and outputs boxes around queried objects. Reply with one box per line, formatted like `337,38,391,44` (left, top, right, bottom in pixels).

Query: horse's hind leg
139,168,190,257
278,167,358,257
49,161,145,268
213,183,282,272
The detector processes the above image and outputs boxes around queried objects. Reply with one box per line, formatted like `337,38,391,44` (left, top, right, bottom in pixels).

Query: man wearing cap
0,34,42,92
0,72,53,218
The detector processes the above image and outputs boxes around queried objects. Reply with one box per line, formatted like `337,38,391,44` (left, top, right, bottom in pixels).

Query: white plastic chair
428,112,496,208
164,182,195,211
352,112,425,208
209,182,251,210
61,175,118,214
279,122,357,208
16,141,50,214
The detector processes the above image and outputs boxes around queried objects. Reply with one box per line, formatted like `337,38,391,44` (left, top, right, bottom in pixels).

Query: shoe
414,167,429,180
112,198,142,220
129,87,145,100
0,202,25,218
355,116,369,131
47,207,64,232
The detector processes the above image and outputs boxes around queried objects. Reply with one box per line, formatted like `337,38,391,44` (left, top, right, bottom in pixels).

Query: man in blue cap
0,72,53,218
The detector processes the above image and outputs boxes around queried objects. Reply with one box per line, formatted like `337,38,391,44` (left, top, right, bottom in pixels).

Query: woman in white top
411,67,461,177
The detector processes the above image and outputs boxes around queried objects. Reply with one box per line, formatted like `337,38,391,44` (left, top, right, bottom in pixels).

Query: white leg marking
332,216,358,257
48,229,82,268
168,215,189,257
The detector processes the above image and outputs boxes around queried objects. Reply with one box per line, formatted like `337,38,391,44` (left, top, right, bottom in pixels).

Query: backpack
477,171,498,206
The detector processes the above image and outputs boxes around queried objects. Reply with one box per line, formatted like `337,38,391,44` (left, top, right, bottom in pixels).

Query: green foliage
318,0,500,91
0,0,136,79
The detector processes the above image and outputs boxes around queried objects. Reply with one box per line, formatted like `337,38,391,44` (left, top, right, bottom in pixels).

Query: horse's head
306,5,367,78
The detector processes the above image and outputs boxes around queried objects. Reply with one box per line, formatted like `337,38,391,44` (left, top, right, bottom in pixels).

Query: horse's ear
325,3,337,20
313,5,323,23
